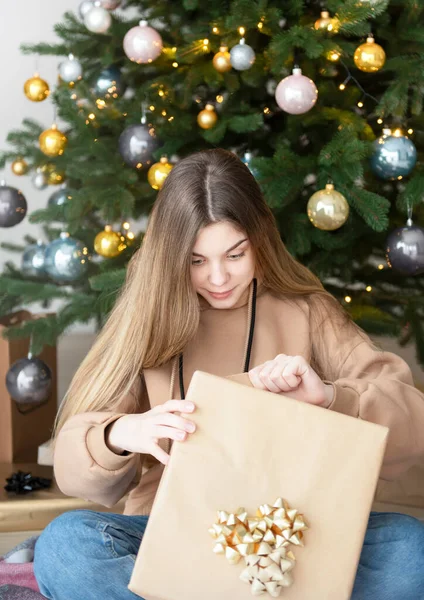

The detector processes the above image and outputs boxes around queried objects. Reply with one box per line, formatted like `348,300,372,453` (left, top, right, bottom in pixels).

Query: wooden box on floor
0,311,58,464
0,463,126,535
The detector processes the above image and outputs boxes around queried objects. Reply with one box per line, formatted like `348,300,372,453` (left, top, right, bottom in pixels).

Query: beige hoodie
53,289,424,516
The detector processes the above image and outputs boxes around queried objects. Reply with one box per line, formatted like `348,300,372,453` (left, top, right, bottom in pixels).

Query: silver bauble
59,54,83,83
386,223,424,275
230,38,256,71
6,357,52,405
32,168,48,190
118,123,159,169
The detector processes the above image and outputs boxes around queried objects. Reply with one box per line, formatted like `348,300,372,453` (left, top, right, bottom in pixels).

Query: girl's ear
226,372,253,387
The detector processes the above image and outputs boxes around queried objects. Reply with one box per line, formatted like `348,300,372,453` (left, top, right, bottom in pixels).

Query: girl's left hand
248,354,334,408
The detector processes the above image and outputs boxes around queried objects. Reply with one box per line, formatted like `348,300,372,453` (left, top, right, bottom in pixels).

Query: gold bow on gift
208,497,308,598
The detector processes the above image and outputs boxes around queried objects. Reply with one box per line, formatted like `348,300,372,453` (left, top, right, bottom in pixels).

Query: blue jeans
33,509,424,600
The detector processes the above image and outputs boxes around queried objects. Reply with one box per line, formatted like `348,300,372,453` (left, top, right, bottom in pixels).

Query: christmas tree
1,0,424,370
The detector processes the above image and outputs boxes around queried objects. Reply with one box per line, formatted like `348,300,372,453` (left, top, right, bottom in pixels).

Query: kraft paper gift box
129,370,389,600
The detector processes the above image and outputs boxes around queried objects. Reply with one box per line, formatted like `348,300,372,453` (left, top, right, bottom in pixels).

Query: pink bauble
275,67,318,115
123,20,163,64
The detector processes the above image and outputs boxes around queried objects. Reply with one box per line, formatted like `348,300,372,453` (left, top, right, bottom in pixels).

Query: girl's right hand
106,400,197,465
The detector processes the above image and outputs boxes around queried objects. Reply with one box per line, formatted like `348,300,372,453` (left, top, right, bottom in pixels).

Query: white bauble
59,54,83,83
84,4,112,33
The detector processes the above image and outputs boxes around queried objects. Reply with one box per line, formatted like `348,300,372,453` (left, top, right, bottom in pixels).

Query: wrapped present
129,371,388,600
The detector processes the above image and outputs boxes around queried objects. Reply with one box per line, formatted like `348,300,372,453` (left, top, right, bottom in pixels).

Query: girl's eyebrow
192,238,248,257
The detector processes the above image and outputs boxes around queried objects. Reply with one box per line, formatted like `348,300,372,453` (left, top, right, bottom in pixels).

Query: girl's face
190,221,256,309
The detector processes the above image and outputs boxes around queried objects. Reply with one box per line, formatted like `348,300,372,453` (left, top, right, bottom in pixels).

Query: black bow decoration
4,470,52,495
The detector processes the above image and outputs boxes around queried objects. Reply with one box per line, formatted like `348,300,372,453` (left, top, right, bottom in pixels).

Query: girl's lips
208,288,234,299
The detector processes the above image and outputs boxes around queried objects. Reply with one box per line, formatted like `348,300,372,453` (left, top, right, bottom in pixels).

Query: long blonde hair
51,148,371,447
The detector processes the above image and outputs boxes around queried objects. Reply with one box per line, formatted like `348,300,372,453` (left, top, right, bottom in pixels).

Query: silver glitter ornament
230,38,256,71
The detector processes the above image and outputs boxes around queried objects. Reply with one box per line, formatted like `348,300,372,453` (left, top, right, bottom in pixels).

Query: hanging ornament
24,73,50,102
275,67,318,115
242,151,258,177
119,122,159,169
0,181,28,228
6,356,52,405
44,232,89,282
11,158,28,176
93,65,126,98
100,0,121,8
123,20,163,64
41,163,66,185
22,241,47,277
39,124,68,157
386,218,424,276
32,167,48,190
307,183,349,231
212,46,232,73
230,38,256,71
48,186,73,207
197,103,218,129
354,35,386,73
147,156,173,190
59,54,83,83
314,10,339,33
78,0,94,19
370,129,417,180
94,225,126,258
84,1,112,33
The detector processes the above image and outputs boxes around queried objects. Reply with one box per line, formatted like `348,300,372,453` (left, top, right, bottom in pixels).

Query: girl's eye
191,251,245,266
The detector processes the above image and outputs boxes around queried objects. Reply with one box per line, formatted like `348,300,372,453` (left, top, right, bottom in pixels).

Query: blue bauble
44,232,89,282
93,65,126,98
22,241,47,277
370,133,417,180
386,224,424,275
48,186,73,207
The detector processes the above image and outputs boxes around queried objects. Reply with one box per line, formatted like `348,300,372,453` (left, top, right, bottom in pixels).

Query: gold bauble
354,36,386,72
24,74,50,102
11,158,28,176
94,225,127,258
212,46,232,73
147,156,173,190
39,124,68,157
197,103,218,130
314,11,339,33
307,183,349,231
41,163,66,185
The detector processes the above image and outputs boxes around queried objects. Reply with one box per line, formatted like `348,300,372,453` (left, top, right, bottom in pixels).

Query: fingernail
186,402,195,410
